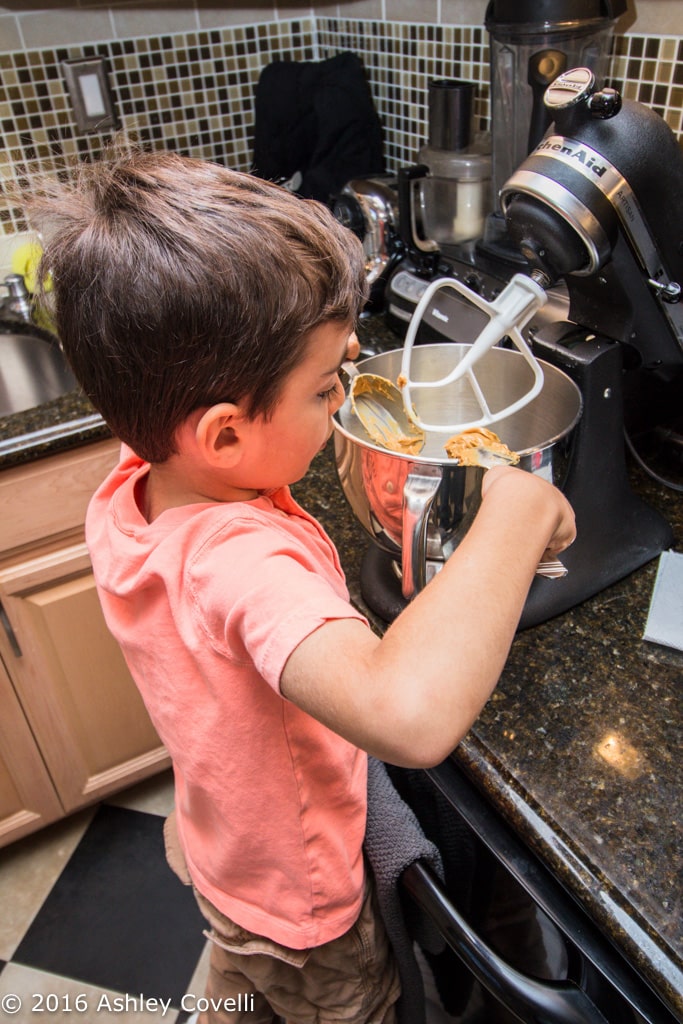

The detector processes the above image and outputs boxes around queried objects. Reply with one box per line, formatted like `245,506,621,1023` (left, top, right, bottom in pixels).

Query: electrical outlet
62,56,119,134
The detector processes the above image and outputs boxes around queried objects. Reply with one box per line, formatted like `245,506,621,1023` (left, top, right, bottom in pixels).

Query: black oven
394,759,678,1024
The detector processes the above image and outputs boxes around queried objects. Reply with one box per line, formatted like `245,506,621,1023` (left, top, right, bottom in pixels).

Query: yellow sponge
11,239,49,293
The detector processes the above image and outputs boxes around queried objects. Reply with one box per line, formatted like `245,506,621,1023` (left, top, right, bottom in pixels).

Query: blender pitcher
485,0,626,207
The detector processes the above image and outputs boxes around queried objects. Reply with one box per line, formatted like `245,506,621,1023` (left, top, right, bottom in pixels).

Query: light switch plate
62,56,119,134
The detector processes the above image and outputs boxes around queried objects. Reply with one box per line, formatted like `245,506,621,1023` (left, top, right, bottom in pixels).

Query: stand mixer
500,66,680,625
337,67,681,628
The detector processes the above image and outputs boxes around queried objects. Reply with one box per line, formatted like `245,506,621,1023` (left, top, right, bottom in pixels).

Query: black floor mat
13,804,205,1005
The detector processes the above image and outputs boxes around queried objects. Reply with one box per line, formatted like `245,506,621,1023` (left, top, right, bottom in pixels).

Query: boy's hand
481,465,576,558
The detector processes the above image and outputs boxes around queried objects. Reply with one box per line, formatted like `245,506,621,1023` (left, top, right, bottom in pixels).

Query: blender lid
485,0,627,32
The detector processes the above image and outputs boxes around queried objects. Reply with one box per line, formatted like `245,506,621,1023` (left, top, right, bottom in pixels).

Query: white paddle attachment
400,273,548,433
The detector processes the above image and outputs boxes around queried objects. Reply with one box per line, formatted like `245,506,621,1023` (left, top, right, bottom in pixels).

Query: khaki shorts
164,812,401,1024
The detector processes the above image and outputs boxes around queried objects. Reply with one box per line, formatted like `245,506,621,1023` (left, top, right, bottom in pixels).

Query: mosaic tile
0,16,682,235
0,20,316,231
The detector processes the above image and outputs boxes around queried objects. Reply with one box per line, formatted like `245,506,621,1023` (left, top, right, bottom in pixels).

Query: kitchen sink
0,321,77,418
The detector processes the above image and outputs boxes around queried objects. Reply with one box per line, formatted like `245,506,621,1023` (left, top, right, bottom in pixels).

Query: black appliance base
360,543,407,624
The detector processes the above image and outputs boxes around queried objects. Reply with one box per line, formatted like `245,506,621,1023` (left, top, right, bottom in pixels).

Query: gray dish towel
364,757,445,1024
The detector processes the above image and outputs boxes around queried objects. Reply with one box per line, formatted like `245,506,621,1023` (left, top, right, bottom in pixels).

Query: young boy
29,151,574,1024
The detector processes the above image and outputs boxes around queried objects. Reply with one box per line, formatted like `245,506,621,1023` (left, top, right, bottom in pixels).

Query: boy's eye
318,379,342,401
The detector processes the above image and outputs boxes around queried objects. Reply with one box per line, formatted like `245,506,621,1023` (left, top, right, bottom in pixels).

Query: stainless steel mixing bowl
333,343,582,598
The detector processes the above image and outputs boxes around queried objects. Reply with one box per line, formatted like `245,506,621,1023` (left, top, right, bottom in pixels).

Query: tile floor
0,771,211,1024
0,771,456,1024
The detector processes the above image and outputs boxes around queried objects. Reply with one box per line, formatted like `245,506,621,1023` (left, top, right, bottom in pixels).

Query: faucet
1,273,33,323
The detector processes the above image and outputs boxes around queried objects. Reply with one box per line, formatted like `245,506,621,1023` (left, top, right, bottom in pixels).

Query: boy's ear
194,403,245,466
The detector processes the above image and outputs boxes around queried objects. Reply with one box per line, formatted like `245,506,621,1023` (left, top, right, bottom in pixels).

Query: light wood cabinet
0,653,63,842
0,439,169,847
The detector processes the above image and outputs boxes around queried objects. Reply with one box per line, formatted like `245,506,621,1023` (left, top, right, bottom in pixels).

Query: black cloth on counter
252,52,384,204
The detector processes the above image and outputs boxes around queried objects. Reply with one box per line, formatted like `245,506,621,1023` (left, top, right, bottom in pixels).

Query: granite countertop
0,386,109,466
300,442,683,1021
2,316,681,1016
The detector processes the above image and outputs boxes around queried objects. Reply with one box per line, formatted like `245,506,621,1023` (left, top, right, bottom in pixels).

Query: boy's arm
281,466,575,769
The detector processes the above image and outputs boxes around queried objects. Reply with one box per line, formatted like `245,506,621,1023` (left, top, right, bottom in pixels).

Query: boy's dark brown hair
29,150,368,462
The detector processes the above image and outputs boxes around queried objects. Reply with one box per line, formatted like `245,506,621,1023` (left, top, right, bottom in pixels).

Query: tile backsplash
1,10,682,235
0,19,317,233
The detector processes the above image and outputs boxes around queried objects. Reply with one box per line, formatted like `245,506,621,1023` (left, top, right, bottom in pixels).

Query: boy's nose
346,332,360,360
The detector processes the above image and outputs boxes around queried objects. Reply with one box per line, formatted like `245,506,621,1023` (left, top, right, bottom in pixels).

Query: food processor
399,79,493,254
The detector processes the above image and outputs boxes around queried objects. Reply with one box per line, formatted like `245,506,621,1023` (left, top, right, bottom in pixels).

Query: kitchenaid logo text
536,137,607,177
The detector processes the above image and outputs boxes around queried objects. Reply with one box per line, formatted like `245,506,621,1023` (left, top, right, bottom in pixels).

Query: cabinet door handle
0,600,22,657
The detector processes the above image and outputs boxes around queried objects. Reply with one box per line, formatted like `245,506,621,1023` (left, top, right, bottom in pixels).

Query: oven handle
402,860,610,1024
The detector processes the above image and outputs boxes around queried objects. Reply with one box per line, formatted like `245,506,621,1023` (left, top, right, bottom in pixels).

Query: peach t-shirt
86,445,368,949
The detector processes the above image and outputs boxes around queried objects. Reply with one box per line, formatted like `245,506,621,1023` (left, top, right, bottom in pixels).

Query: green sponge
11,239,48,293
